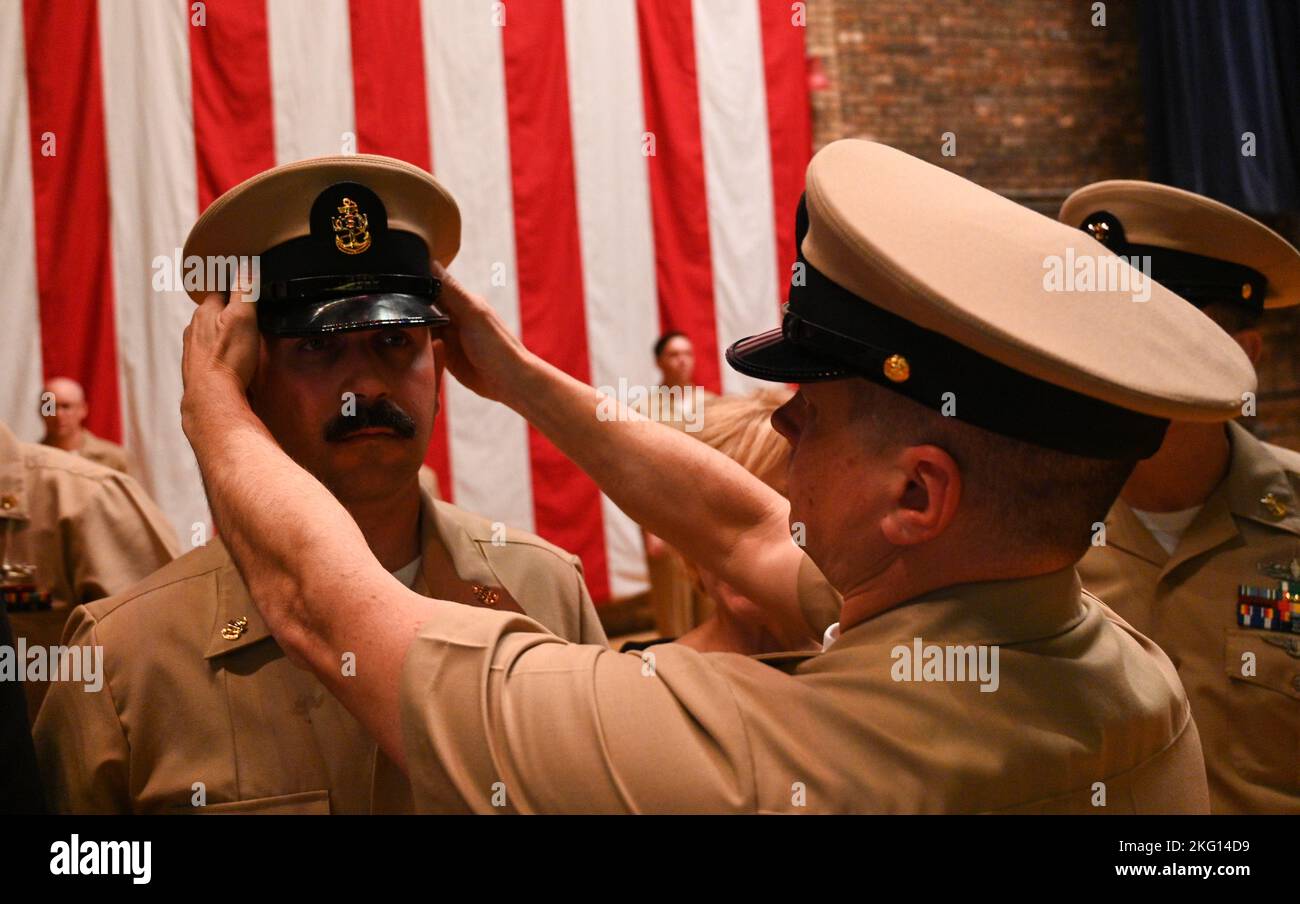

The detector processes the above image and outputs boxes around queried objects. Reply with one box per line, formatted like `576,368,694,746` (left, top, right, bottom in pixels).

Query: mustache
323,398,417,442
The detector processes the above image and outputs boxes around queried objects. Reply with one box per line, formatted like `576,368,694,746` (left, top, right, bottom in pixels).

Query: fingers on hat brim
725,328,850,383
260,293,449,336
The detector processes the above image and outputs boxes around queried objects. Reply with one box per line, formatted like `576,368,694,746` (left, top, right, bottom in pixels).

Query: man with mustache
34,156,605,814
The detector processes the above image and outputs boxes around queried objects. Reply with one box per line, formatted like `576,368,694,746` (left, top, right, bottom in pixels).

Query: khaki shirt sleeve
399,603,757,813
32,606,133,813
67,472,181,603
570,556,608,647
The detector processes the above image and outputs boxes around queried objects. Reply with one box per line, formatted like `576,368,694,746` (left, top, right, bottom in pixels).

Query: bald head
41,376,89,448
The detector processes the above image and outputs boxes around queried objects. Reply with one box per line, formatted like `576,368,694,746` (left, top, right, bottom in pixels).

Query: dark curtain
1139,0,1300,215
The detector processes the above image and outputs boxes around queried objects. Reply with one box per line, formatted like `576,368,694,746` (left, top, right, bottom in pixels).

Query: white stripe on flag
0,4,44,441
267,0,356,163
563,0,655,598
98,0,198,545
693,0,779,394
421,0,535,532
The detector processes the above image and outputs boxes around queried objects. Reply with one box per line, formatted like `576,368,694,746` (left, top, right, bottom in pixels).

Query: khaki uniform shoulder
23,441,119,484
79,540,228,628
434,500,583,570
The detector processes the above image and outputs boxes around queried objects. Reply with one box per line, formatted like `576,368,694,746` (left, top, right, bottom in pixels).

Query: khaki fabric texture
0,421,178,607
34,487,605,814
1078,422,1300,813
398,562,1208,814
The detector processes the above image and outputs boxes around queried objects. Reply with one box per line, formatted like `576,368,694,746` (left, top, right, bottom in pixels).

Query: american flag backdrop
1,0,812,603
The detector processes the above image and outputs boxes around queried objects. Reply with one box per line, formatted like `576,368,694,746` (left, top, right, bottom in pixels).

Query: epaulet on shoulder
434,500,582,567
81,541,228,623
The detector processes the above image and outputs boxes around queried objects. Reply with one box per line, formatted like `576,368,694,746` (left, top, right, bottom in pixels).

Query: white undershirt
822,622,841,652
1129,505,1202,555
391,556,422,590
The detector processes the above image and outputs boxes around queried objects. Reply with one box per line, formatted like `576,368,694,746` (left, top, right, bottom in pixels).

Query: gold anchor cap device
183,155,461,337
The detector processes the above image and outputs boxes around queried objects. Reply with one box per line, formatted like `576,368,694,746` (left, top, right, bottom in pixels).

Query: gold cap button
882,354,910,383
221,615,249,640
0,494,16,510
1242,283,1253,300
1087,220,1110,243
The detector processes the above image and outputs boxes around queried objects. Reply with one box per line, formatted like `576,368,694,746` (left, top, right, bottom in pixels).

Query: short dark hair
1201,300,1262,336
654,331,688,359
849,381,1135,561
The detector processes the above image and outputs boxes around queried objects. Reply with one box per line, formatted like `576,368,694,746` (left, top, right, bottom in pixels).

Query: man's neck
1121,421,1232,512
44,428,84,452
338,478,423,572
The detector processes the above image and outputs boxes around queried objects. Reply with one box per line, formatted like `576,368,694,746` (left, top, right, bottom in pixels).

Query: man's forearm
499,352,813,642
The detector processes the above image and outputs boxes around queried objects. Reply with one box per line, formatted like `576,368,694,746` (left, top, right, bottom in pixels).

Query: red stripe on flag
23,0,122,442
759,0,812,311
188,0,276,212
347,0,453,500
501,0,611,601
636,0,721,393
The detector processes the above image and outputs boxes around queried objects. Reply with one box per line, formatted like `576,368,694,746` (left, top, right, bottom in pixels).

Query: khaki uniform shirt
0,421,178,606
34,489,607,814
44,430,133,476
396,564,1208,813
1078,422,1300,814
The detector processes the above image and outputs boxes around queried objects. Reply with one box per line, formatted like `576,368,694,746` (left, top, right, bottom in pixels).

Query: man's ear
879,445,962,547
1233,328,1264,367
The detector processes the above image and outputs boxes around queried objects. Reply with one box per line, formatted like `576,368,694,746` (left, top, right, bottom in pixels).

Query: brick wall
805,0,1300,448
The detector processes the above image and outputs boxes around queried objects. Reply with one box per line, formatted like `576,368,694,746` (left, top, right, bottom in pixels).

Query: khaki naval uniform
0,420,178,606
34,487,606,814
43,430,133,475
394,563,1207,813
1078,422,1300,813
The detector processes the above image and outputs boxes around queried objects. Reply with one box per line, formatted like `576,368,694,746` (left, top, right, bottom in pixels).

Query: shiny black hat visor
257,273,447,336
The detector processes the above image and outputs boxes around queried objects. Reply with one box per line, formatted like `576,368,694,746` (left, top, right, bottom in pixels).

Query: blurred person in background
1064,181,1300,814
0,418,178,608
39,377,133,476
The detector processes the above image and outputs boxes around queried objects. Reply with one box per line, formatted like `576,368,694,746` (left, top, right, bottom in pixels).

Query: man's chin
325,436,420,472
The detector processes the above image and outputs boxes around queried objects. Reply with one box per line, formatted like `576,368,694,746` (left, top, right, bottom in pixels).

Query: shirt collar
831,566,1086,652
205,483,529,659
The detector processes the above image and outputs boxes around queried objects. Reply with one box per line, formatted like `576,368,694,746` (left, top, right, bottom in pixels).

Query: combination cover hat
1060,179,1300,312
727,140,1257,460
183,155,461,336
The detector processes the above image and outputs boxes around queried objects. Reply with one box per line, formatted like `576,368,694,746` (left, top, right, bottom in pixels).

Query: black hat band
782,257,1170,461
